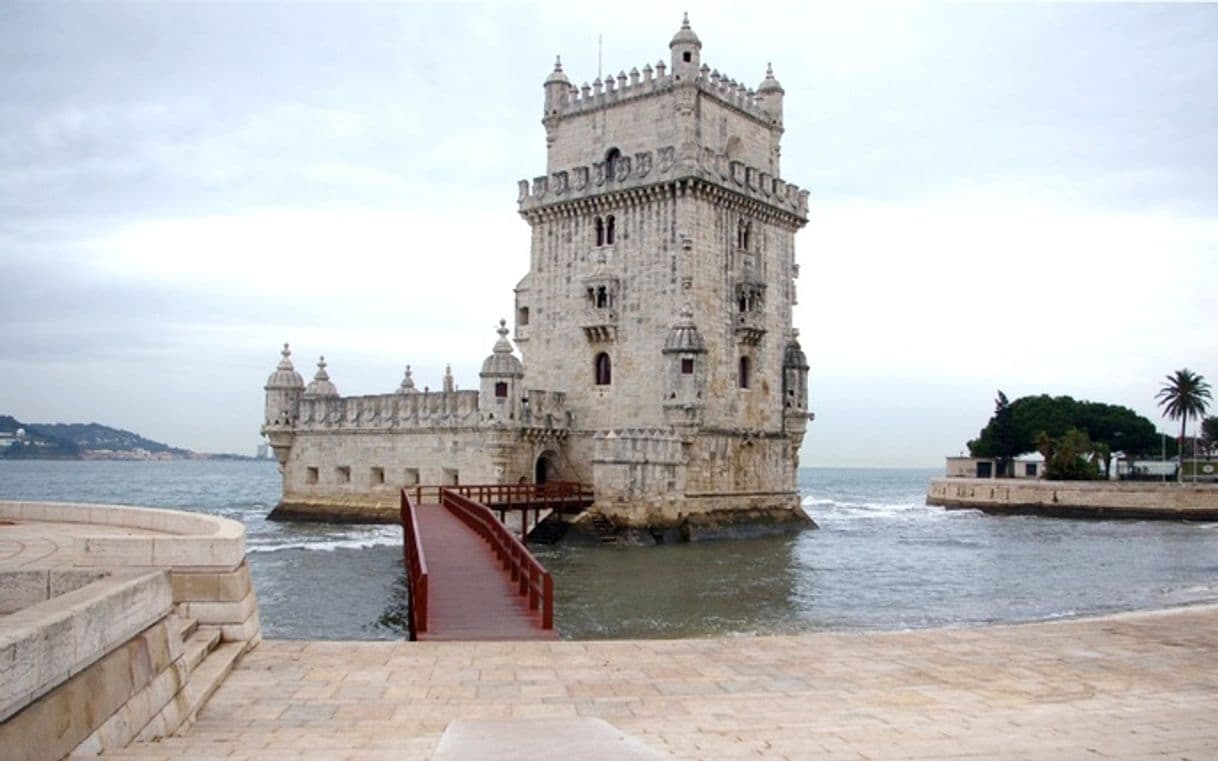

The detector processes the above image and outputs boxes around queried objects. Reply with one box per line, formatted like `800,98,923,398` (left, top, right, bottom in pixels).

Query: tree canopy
1156,369,1212,481
968,394,1160,459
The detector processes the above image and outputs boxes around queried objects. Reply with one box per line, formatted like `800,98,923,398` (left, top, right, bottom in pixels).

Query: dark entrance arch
535,451,559,483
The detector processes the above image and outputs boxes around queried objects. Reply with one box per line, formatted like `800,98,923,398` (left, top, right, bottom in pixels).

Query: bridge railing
440,488,554,630
410,481,590,507
410,482,592,544
400,489,429,640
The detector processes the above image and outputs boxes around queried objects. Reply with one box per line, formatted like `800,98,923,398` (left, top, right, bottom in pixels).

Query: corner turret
479,319,525,423
262,343,304,466
543,56,571,116
662,305,707,435
758,62,785,124
669,13,701,81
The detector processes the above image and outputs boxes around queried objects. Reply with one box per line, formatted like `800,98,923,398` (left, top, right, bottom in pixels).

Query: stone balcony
581,307,618,342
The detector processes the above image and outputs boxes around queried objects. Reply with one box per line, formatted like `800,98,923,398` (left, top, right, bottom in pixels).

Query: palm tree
1156,369,1212,482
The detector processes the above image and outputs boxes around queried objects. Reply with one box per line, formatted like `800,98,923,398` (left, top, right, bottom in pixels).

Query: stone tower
515,16,812,528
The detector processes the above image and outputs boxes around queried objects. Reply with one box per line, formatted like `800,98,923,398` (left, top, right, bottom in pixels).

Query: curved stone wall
927,478,1218,520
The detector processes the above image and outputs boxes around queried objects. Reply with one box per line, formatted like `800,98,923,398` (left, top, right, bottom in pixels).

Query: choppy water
2,460,1215,640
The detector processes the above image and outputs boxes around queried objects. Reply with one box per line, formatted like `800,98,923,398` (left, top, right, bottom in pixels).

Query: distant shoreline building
262,18,814,537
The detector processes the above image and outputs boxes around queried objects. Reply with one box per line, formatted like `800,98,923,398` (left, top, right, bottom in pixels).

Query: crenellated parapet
518,143,808,219
544,59,780,128
296,390,481,431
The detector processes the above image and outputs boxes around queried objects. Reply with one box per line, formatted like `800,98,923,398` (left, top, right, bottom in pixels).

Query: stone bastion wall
0,501,259,760
927,478,1218,521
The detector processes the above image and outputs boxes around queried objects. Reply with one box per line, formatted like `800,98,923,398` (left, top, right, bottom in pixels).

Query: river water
2,460,1215,639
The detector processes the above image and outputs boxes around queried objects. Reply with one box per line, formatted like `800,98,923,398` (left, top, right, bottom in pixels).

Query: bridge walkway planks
413,503,557,641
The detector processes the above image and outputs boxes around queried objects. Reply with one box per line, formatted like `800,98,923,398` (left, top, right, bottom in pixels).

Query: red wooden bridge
399,482,593,641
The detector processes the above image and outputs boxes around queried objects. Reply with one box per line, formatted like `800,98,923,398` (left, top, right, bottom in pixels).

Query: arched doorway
535,450,559,484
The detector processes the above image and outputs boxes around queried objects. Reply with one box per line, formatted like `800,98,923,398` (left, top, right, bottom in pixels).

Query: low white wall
0,501,245,567
927,478,1218,519
0,570,171,724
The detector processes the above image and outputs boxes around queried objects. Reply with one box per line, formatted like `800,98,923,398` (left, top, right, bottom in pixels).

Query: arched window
605,214,616,245
605,148,621,181
737,219,750,251
595,286,608,308
594,352,612,386
595,217,605,247
738,356,751,389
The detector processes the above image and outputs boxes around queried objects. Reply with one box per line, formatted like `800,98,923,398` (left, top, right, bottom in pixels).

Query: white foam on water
246,526,402,554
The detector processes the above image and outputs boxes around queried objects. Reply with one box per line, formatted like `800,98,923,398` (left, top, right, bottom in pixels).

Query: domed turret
544,55,571,116
481,319,525,378
264,343,304,428
266,342,304,391
669,13,702,80
663,304,707,354
303,356,339,399
783,336,808,371
396,365,417,394
782,331,809,411
262,343,305,465
662,305,707,433
479,319,524,422
758,62,785,123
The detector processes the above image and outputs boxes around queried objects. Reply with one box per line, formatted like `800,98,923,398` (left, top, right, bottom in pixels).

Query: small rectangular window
306,466,318,485
495,381,508,398
681,358,695,375
371,466,385,485
1025,463,1037,477
404,468,419,486
336,466,350,484
517,307,529,326
443,468,459,486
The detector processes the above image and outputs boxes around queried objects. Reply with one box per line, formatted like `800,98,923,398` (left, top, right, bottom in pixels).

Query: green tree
969,394,1159,462
1155,369,1212,482
1036,428,1101,481
1201,416,1218,457
990,391,1018,477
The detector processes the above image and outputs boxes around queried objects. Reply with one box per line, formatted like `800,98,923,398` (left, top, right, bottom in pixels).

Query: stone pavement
0,520,158,569
90,603,1218,760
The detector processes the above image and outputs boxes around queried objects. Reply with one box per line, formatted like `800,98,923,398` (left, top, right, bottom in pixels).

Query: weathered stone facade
262,17,813,535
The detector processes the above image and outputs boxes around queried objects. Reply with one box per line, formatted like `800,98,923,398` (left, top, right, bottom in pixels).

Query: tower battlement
517,143,808,219
546,62,780,128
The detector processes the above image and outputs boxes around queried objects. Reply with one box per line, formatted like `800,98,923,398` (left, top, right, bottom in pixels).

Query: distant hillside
0,415,251,460
29,421,190,456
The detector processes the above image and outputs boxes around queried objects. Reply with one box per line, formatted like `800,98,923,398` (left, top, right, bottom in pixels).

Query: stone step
179,641,245,729
177,615,199,641
182,626,221,674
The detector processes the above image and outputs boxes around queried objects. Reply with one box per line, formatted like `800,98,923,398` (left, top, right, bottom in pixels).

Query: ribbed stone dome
545,56,570,85
303,356,339,398
669,13,701,49
758,63,784,94
783,336,809,369
481,320,524,377
663,305,707,353
265,343,304,390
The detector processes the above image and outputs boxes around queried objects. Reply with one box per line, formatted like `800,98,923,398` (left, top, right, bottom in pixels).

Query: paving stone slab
431,717,669,760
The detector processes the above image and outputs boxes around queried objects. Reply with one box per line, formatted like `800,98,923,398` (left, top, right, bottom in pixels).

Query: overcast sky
1,2,1215,466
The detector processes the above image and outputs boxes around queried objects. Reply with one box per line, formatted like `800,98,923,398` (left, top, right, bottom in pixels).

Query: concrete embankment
927,477,1218,520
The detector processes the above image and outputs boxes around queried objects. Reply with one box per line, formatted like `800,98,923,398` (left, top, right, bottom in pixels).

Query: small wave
804,497,928,514
246,529,402,554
